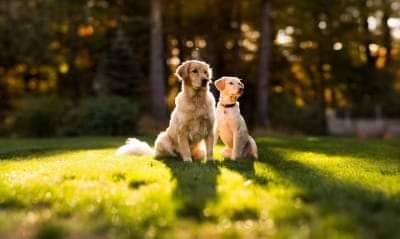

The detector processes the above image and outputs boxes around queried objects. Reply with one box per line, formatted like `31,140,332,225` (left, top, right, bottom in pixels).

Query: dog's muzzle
201,79,209,87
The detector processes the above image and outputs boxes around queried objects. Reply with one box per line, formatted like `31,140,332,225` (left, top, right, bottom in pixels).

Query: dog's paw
183,157,193,162
221,148,232,158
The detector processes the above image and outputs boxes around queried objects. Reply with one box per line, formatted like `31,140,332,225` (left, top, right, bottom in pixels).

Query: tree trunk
314,5,331,134
256,0,271,126
206,0,224,77
150,0,167,119
175,0,186,60
382,2,392,67
361,11,377,68
231,0,242,75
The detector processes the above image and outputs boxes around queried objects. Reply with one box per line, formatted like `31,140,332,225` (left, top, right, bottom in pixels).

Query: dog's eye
229,82,234,85
192,69,198,73
204,71,207,74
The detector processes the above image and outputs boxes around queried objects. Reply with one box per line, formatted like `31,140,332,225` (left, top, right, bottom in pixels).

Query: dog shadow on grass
158,155,269,221
218,158,269,186
255,140,400,238
159,158,220,220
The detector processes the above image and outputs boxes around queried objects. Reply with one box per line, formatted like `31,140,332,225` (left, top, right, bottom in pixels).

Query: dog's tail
115,138,155,156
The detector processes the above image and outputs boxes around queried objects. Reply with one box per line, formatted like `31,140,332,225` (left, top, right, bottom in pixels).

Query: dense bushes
61,97,139,136
11,96,139,137
269,95,325,134
13,97,68,137
8,95,329,137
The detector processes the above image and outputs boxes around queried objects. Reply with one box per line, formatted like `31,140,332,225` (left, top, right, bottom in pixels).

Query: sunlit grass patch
0,136,399,238
0,145,177,238
206,166,266,221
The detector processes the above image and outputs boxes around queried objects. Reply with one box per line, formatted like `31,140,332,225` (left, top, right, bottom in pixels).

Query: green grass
0,137,399,239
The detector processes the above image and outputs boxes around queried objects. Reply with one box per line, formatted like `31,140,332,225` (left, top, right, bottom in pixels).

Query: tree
149,0,167,119
94,30,143,98
257,0,272,126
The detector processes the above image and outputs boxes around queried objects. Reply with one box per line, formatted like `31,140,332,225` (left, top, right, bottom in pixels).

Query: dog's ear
237,78,244,88
175,61,190,82
214,78,226,91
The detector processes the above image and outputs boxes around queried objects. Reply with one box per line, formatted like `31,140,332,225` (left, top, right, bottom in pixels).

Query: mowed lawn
0,137,399,239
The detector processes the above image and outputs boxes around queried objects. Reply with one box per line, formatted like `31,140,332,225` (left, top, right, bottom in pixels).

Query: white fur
214,76,258,160
115,138,154,156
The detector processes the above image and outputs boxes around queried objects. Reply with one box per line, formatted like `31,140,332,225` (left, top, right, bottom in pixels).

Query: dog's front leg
206,134,214,161
213,123,219,146
232,131,240,160
177,133,192,162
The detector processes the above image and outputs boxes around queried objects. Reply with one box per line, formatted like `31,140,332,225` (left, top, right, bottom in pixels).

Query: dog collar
220,103,236,108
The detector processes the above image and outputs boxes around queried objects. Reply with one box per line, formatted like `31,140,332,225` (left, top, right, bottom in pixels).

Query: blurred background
0,0,400,137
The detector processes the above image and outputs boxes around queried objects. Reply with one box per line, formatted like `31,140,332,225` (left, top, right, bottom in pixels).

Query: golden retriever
116,60,215,162
214,76,258,160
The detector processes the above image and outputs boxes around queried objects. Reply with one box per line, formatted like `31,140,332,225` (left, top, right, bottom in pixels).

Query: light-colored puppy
116,60,215,162
214,76,258,160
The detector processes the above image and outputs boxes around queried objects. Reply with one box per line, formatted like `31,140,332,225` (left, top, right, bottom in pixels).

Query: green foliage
35,222,67,239
0,137,399,238
10,96,140,137
2,0,400,134
13,97,68,137
382,91,400,118
61,97,139,136
95,30,144,98
270,94,325,134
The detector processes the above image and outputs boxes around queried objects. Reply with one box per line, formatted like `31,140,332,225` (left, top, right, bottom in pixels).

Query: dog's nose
201,79,209,87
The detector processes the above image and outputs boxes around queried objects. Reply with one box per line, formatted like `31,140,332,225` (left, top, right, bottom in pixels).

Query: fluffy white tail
115,138,155,156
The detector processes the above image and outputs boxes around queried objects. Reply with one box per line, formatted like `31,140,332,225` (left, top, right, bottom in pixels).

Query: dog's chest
176,94,214,143
216,107,239,147
188,106,212,141
217,107,238,127
187,117,209,143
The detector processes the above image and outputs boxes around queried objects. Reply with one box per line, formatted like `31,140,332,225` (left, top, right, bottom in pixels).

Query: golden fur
154,60,216,162
116,60,215,161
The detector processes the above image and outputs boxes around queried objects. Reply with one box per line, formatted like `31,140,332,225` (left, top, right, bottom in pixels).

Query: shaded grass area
0,137,399,238
0,137,124,160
